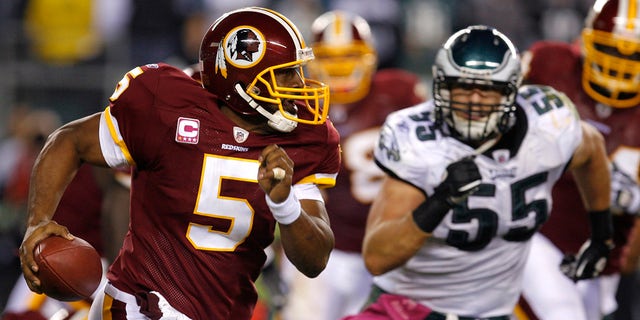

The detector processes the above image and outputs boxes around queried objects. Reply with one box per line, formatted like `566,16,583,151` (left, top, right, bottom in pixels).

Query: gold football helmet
307,11,378,104
582,0,640,108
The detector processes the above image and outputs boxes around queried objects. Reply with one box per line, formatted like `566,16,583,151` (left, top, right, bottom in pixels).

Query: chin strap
235,84,297,132
473,136,500,155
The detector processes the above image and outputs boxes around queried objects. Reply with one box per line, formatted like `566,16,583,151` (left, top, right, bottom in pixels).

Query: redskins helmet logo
223,26,266,68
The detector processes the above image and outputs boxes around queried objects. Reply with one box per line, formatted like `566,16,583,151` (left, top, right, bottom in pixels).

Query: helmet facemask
307,42,377,104
238,59,330,132
581,29,640,108
434,77,518,144
432,25,522,147
307,10,378,105
580,0,640,108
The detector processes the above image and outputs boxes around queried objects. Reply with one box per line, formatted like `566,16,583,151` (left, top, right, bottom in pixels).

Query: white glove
610,163,640,215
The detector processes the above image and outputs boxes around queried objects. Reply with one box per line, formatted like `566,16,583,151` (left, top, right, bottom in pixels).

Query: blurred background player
0,109,130,320
346,24,613,320
279,10,426,320
0,107,62,312
519,0,640,319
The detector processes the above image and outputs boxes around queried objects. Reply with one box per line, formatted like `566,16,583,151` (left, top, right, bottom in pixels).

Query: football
34,236,103,301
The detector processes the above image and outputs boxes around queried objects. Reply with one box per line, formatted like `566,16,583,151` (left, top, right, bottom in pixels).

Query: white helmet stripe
610,0,640,34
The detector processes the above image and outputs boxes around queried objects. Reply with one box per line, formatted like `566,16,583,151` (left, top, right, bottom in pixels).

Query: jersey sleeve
101,64,162,168
517,84,583,166
99,108,133,168
297,120,341,188
101,63,198,169
373,102,448,194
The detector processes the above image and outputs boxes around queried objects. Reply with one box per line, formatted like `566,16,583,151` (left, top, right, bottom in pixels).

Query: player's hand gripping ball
34,236,103,301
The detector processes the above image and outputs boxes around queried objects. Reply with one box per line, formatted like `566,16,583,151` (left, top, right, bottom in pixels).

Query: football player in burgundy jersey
519,0,640,319
17,7,340,320
345,25,612,319
280,11,426,320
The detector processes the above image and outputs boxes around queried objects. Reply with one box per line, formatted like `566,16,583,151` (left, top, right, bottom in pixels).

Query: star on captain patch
175,117,200,144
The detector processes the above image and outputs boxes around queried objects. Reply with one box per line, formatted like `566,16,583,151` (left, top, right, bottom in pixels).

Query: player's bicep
567,121,604,171
50,112,108,166
295,184,330,225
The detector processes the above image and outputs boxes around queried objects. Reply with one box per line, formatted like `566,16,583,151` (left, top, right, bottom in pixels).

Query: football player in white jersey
343,25,614,320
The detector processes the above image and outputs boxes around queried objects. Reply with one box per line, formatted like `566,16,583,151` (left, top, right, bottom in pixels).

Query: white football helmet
432,25,522,144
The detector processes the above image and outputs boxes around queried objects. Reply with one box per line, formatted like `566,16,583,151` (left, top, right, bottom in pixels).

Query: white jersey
373,84,582,317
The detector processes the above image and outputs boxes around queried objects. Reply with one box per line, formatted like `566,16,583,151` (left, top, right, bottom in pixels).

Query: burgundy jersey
104,63,340,319
326,69,425,253
525,41,640,274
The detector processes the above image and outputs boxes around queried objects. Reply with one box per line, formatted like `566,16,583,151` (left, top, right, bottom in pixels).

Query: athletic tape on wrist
411,192,452,233
265,191,301,225
588,209,613,242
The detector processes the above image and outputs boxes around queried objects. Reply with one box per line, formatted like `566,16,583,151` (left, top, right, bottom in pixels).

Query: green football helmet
432,25,522,144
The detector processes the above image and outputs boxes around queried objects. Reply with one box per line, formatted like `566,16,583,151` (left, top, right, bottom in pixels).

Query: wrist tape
266,191,301,225
412,191,452,233
588,209,613,242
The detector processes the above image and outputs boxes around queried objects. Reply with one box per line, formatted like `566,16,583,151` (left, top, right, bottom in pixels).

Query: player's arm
257,144,334,277
363,156,481,275
568,121,611,211
563,120,614,280
19,112,107,293
278,198,334,277
607,149,640,273
362,176,428,275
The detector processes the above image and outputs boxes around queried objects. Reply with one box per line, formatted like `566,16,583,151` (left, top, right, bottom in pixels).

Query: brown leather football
34,236,102,301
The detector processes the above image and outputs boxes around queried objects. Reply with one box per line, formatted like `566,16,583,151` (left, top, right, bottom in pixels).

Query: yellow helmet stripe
627,0,638,30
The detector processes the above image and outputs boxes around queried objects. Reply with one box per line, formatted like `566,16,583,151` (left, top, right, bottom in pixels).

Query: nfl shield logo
492,149,510,164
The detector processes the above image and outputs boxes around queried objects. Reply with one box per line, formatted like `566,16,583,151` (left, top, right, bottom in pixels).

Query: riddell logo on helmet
175,117,200,144
224,26,266,68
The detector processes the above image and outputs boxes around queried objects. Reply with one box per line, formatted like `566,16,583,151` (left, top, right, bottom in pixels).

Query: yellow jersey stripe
104,107,136,166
